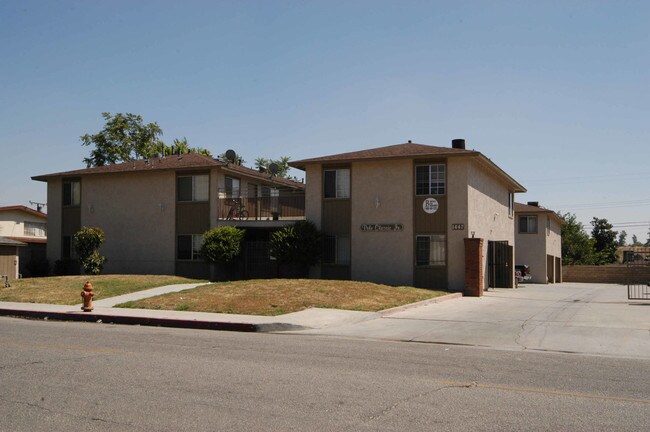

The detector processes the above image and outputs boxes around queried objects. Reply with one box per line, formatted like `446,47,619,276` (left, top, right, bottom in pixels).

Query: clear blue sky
2,1,649,241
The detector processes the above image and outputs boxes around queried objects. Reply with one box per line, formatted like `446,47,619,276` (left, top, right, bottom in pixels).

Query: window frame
225,176,241,198
415,164,446,196
176,234,203,261
177,174,209,202
322,234,351,265
415,234,447,267
323,168,350,199
62,180,81,207
24,222,47,237
518,215,538,234
508,192,514,218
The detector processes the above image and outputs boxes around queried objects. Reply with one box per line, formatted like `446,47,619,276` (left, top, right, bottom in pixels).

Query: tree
81,113,163,167
631,234,642,246
617,230,627,247
217,151,245,165
590,217,618,264
163,137,212,157
270,220,322,277
646,228,650,247
73,227,107,275
560,212,595,265
82,113,211,167
254,156,292,178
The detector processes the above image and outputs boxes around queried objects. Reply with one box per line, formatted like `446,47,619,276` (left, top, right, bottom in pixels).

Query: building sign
360,223,404,232
422,198,439,214
451,224,465,230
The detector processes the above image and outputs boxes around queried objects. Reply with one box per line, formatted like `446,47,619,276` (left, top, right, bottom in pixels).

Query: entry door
488,241,513,288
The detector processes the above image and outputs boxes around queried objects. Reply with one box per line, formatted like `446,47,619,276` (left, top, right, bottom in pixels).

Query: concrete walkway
88,283,209,307
291,283,650,359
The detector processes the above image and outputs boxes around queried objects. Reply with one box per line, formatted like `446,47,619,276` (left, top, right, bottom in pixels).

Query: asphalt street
1,317,648,431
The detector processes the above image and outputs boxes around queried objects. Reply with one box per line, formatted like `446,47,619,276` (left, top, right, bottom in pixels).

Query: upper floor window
324,169,350,199
63,180,80,206
416,164,445,195
519,215,538,234
24,222,47,237
546,216,551,236
177,175,209,202
225,177,240,198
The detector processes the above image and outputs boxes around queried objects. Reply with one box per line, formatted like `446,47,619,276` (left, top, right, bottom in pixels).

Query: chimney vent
527,201,539,207
408,140,412,143
452,139,466,149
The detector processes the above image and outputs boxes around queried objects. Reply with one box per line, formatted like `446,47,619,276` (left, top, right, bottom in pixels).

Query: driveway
296,283,650,359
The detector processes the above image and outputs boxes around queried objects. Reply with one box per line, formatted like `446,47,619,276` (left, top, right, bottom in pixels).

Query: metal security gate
488,240,513,289
627,251,650,300
243,241,277,279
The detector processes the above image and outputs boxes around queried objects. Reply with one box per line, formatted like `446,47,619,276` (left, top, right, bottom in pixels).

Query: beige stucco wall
514,212,562,283
80,172,176,274
304,164,322,227
46,178,63,265
350,159,414,286
467,159,516,289
0,210,47,238
446,158,470,292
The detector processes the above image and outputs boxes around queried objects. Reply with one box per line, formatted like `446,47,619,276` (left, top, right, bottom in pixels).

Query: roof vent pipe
452,139,466,149
527,201,539,207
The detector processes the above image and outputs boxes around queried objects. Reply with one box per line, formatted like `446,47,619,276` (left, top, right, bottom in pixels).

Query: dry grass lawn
116,279,448,315
0,275,207,305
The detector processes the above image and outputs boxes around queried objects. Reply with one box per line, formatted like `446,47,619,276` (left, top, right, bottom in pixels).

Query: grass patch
116,279,448,316
0,275,207,305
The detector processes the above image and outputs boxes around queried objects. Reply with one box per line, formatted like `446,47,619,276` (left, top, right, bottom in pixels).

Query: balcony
216,189,305,225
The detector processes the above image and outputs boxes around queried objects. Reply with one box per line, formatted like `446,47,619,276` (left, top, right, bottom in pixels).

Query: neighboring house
0,236,26,282
617,246,650,264
0,205,48,277
290,140,526,293
32,153,305,279
514,202,563,283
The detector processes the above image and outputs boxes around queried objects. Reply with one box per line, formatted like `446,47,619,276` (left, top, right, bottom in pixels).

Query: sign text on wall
360,223,404,232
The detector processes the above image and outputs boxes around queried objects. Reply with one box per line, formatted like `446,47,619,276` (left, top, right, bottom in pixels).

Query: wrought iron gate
627,251,650,300
488,240,513,289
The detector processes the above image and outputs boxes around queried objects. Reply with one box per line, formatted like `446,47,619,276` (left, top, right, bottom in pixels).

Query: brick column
464,238,484,297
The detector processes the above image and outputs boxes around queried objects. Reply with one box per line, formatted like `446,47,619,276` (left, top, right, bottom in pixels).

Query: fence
216,189,305,221
563,264,650,284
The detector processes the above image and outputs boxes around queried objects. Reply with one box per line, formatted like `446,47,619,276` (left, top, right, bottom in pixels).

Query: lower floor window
416,235,446,266
323,235,350,265
177,234,203,260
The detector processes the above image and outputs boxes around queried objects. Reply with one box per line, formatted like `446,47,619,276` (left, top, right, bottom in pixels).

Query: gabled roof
0,205,47,219
0,236,27,247
514,202,564,224
290,143,478,168
32,153,304,189
290,142,526,193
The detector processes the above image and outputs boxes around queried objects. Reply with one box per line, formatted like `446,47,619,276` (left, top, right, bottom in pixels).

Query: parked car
515,265,531,283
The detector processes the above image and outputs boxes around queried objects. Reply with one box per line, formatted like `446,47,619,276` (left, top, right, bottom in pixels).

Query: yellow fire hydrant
80,281,94,312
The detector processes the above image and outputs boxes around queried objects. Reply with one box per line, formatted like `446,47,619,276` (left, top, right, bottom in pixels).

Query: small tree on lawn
73,227,107,275
200,227,245,278
270,220,322,277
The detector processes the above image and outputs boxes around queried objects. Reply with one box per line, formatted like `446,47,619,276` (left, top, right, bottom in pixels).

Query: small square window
324,169,350,199
519,216,538,234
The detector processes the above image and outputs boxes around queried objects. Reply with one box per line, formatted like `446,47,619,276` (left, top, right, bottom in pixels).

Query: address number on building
451,224,465,230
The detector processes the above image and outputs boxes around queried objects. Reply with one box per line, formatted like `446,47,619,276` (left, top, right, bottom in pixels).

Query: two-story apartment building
514,202,563,283
32,153,305,279
290,140,526,293
0,205,48,277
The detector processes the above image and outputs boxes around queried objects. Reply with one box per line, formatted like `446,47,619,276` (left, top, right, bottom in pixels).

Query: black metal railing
217,191,305,221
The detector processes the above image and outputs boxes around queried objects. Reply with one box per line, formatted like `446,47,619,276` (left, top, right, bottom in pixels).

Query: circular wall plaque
422,198,439,214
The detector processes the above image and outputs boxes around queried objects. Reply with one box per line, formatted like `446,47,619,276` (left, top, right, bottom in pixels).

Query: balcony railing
217,190,305,221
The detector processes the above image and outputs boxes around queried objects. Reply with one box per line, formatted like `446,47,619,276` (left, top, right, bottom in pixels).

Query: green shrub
73,227,107,275
200,226,245,265
270,220,321,274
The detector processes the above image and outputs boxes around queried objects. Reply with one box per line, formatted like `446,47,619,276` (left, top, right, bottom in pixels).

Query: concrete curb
378,292,463,317
0,308,308,333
